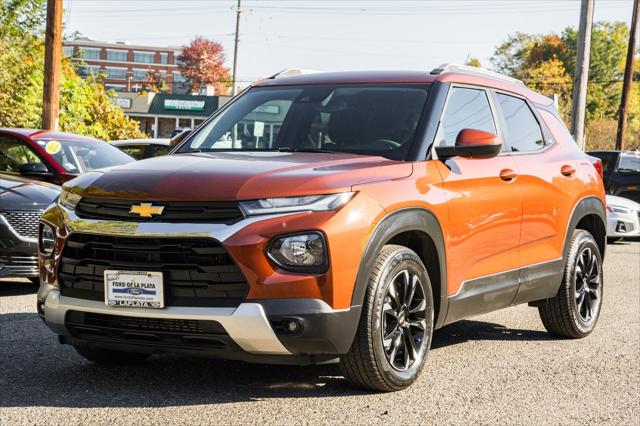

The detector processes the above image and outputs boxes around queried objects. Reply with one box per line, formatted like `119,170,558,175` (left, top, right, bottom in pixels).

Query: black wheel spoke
381,268,428,372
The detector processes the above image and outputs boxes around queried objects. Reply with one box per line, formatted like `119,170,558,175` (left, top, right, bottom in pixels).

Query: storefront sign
164,99,205,111
113,97,132,109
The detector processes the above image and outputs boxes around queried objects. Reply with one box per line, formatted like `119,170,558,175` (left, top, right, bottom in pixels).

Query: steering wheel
371,139,401,150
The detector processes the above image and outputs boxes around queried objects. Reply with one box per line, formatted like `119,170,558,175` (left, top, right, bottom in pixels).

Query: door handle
561,165,576,177
499,169,518,181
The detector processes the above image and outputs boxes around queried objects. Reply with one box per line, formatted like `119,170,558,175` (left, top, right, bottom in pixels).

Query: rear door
433,86,523,321
491,92,582,303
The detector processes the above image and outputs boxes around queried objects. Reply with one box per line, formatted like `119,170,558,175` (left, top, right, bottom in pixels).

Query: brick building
63,38,189,94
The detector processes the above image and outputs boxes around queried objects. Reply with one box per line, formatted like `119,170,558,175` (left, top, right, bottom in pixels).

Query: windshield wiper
291,148,342,154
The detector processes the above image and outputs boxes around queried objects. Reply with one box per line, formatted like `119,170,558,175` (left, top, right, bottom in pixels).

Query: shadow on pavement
0,279,38,297
0,312,557,409
432,319,557,349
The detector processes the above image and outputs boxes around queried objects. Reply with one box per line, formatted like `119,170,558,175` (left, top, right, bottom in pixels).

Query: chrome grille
1,210,43,239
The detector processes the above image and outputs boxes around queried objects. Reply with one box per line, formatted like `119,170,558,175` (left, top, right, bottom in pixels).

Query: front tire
538,229,603,338
340,245,434,392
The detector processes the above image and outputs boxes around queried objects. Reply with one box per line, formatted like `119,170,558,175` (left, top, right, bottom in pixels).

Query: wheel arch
564,196,607,262
350,208,448,329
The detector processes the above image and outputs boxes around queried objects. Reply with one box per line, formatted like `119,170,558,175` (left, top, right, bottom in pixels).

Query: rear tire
538,229,603,338
73,343,150,365
340,245,434,392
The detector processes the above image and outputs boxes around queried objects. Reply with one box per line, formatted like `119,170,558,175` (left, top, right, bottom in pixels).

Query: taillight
592,159,603,178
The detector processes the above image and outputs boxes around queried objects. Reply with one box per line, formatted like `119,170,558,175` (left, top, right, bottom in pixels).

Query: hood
0,173,61,210
67,152,413,200
606,194,640,211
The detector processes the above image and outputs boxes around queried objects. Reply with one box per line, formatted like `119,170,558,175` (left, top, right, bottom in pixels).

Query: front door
432,86,523,322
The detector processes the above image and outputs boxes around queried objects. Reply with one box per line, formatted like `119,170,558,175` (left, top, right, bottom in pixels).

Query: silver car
606,195,640,239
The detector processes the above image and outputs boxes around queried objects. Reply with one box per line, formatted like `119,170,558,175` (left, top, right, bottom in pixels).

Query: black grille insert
58,234,248,307
75,198,244,223
65,311,230,349
1,210,43,239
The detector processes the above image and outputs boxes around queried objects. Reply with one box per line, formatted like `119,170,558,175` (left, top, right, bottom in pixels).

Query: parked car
606,194,640,240
111,138,171,160
1,173,60,283
37,65,606,392
587,150,640,203
170,128,192,138
0,129,135,185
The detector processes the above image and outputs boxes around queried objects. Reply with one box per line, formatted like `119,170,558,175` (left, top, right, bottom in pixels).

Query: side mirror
19,162,53,177
435,128,502,160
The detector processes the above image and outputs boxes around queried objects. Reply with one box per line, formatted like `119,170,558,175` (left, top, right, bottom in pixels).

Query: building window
174,54,183,66
133,52,154,64
132,69,148,81
76,65,101,77
62,46,74,57
105,84,126,93
106,67,127,80
173,72,186,82
79,47,100,60
160,52,168,64
107,50,128,62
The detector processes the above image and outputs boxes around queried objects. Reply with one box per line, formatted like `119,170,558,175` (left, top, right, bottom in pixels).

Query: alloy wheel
575,246,601,323
381,269,428,371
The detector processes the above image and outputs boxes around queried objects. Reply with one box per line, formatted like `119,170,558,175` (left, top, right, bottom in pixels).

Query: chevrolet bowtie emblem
129,203,165,218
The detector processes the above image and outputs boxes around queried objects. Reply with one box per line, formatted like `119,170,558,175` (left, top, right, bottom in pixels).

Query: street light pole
570,0,595,151
42,0,63,130
231,0,241,96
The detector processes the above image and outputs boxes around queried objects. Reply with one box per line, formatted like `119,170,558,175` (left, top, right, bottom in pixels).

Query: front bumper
38,284,359,363
607,210,640,238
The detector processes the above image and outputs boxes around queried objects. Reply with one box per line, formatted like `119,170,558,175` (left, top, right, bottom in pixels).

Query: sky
62,0,635,87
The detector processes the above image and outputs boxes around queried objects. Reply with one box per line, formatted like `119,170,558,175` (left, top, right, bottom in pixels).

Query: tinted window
496,93,545,152
0,136,47,173
119,145,146,160
438,87,496,147
180,84,430,161
617,153,640,173
146,145,171,157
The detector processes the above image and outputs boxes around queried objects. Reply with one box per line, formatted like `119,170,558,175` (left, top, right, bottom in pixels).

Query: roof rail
268,68,322,79
430,63,525,87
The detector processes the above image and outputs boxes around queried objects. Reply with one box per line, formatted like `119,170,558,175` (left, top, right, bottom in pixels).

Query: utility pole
570,0,595,151
231,0,241,96
615,0,639,151
42,0,63,130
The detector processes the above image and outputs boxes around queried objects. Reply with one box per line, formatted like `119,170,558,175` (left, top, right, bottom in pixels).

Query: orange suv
37,65,606,391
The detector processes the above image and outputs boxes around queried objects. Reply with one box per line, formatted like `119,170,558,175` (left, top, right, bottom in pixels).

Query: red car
0,129,134,185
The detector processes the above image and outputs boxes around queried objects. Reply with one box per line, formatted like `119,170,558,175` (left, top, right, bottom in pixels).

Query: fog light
267,232,327,271
39,223,56,256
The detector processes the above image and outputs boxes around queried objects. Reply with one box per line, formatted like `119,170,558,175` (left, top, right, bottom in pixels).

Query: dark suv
587,150,640,203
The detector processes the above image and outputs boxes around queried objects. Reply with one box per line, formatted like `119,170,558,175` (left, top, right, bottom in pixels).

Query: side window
0,136,45,173
438,87,496,147
119,145,146,160
145,145,171,157
496,93,545,152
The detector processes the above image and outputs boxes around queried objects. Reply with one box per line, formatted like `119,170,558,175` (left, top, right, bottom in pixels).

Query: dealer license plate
104,270,164,308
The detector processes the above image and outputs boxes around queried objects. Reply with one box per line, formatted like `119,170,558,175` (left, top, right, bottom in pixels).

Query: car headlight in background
267,232,327,272
39,223,56,256
239,192,354,216
58,189,82,210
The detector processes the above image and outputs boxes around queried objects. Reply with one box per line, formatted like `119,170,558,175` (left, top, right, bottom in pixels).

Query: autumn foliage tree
178,37,231,95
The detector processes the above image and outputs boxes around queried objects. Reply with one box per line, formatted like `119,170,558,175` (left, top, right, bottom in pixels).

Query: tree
143,72,170,94
178,36,231,95
0,0,145,141
466,57,481,68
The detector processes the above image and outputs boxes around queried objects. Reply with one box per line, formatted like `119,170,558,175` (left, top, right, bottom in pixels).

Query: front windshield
34,139,134,173
617,153,640,173
177,84,430,160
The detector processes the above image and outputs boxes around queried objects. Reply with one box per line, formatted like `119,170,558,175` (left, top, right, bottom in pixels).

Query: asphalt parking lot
1,240,638,425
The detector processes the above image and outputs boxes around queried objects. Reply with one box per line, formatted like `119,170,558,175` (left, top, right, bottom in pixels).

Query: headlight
607,205,630,214
267,232,327,272
58,189,82,210
239,192,354,216
39,223,56,256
